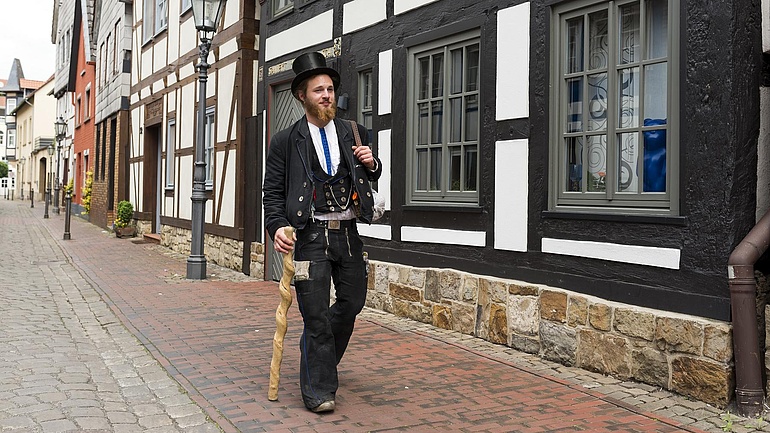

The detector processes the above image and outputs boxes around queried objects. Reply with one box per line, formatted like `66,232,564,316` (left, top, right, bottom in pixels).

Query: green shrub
115,200,134,228
81,170,93,214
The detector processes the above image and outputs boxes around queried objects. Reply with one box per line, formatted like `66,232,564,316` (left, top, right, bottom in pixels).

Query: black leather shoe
311,400,335,413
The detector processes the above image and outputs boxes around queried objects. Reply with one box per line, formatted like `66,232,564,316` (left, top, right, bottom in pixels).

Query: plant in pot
114,200,135,238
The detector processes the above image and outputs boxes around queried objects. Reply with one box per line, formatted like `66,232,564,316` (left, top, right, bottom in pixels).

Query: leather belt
311,219,356,230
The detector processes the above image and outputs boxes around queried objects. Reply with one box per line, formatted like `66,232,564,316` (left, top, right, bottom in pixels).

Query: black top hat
291,52,341,100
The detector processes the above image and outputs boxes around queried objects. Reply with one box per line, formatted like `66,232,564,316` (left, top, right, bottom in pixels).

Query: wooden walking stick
268,227,295,401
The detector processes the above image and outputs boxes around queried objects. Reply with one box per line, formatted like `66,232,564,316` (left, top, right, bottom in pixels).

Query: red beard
304,98,337,123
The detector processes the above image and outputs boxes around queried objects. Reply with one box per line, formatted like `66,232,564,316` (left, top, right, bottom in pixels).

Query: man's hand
274,225,296,254
352,145,376,171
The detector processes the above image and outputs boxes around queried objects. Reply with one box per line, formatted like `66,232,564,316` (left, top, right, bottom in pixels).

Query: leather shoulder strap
348,120,363,147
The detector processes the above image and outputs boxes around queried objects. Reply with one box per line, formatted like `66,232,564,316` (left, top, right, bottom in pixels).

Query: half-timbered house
255,0,766,409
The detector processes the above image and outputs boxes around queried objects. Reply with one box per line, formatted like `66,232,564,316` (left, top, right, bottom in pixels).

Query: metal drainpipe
728,208,770,417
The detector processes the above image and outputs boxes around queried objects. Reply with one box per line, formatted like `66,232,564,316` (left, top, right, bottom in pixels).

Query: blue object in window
642,118,666,192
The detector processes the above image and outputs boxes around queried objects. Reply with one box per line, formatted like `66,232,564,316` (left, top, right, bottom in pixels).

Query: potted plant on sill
114,200,136,238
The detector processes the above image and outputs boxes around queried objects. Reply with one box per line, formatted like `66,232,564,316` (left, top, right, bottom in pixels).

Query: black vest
310,141,354,214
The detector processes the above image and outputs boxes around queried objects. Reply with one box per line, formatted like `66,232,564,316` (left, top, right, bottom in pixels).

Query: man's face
299,74,336,123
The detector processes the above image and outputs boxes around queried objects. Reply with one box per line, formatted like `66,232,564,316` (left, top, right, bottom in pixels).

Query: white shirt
307,121,340,176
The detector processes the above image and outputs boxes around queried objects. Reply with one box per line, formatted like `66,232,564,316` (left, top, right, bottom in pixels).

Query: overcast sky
0,0,57,82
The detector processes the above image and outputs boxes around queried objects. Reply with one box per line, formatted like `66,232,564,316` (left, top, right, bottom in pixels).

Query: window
550,0,677,214
143,0,167,41
7,130,15,149
98,43,104,88
273,0,293,16
181,0,191,13
358,69,373,142
106,33,111,82
204,107,215,188
85,87,91,120
166,119,176,188
7,98,16,114
0,131,3,146
76,96,81,125
113,21,120,75
407,31,480,204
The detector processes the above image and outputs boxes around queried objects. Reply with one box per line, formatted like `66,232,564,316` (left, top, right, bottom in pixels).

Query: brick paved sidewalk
31,200,766,433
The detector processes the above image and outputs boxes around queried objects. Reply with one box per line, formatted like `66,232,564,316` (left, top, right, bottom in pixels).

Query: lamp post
44,145,54,218
64,144,72,240
19,157,24,200
54,117,66,215
187,0,226,280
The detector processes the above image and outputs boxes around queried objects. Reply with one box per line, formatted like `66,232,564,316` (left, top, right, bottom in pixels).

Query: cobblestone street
0,198,766,432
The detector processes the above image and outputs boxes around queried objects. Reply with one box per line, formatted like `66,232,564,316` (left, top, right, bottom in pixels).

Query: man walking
263,51,382,413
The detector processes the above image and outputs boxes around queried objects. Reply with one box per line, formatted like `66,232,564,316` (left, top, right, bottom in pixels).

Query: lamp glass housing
55,117,67,139
191,0,226,32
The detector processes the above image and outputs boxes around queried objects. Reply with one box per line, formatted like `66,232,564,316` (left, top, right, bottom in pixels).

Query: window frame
405,30,481,206
272,0,294,17
358,69,373,142
548,0,680,216
166,118,176,189
204,106,215,190
7,130,15,150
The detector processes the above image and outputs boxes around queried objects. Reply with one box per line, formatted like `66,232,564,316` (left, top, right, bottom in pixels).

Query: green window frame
549,0,679,215
358,69,373,142
407,30,480,205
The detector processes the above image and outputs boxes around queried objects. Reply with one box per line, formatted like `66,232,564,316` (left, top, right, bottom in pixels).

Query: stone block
540,290,567,323
461,275,479,302
671,356,733,408
488,303,508,345
589,303,612,331
397,266,411,284
367,262,375,290
510,333,540,354
508,295,539,336
408,268,426,288
568,296,588,327
480,278,509,304
540,321,576,366
655,317,704,355
374,263,390,294
425,269,441,302
576,329,631,379
614,308,655,341
440,270,463,301
432,305,452,330
509,283,539,296
631,346,669,389
447,300,476,335
392,299,432,324
703,323,732,363
389,283,422,302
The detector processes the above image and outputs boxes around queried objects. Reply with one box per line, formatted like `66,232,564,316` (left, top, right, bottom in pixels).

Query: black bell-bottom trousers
293,222,367,410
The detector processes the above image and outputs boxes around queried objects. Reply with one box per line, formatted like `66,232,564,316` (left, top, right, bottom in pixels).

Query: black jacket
263,116,383,241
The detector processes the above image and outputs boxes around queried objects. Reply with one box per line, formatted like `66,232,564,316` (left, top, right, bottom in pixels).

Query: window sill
542,210,687,226
403,203,484,213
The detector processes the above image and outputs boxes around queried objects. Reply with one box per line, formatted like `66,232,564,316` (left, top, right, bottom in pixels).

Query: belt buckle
328,220,341,230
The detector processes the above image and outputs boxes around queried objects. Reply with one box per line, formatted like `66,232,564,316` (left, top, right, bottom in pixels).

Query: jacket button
359,178,364,184
326,192,331,198
297,210,303,217
299,196,304,202
341,187,346,193
341,197,347,203
330,206,336,211
327,200,332,205
366,192,371,197
303,181,307,188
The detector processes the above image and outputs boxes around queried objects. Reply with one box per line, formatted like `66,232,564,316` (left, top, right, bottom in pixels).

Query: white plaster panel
131,93,139,104
764,0,770,52
131,108,142,157
541,238,681,270
378,50,392,115
496,2,530,121
153,79,165,94
494,139,528,252
164,196,174,217
265,10,334,61
377,129,391,211
141,87,151,100
343,0,387,34
219,39,238,59
179,154,193,220
218,148,236,227
167,89,176,110
180,83,195,150
206,196,214,224
180,62,195,81
394,0,439,14
224,0,239,28
358,224,392,240
758,87,770,221
180,19,197,55
141,49,153,81
153,43,168,74
217,64,236,140
401,226,486,247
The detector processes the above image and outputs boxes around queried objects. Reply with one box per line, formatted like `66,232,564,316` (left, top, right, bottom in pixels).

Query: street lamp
44,144,54,218
187,0,226,280
19,157,25,200
63,144,72,240
54,117,66,215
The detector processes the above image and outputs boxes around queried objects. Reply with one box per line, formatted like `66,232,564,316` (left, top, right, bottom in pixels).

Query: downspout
728,208,770,417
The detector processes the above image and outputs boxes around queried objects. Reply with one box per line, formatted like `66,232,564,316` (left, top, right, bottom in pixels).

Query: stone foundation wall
158,225,245,271
366,260,735,407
